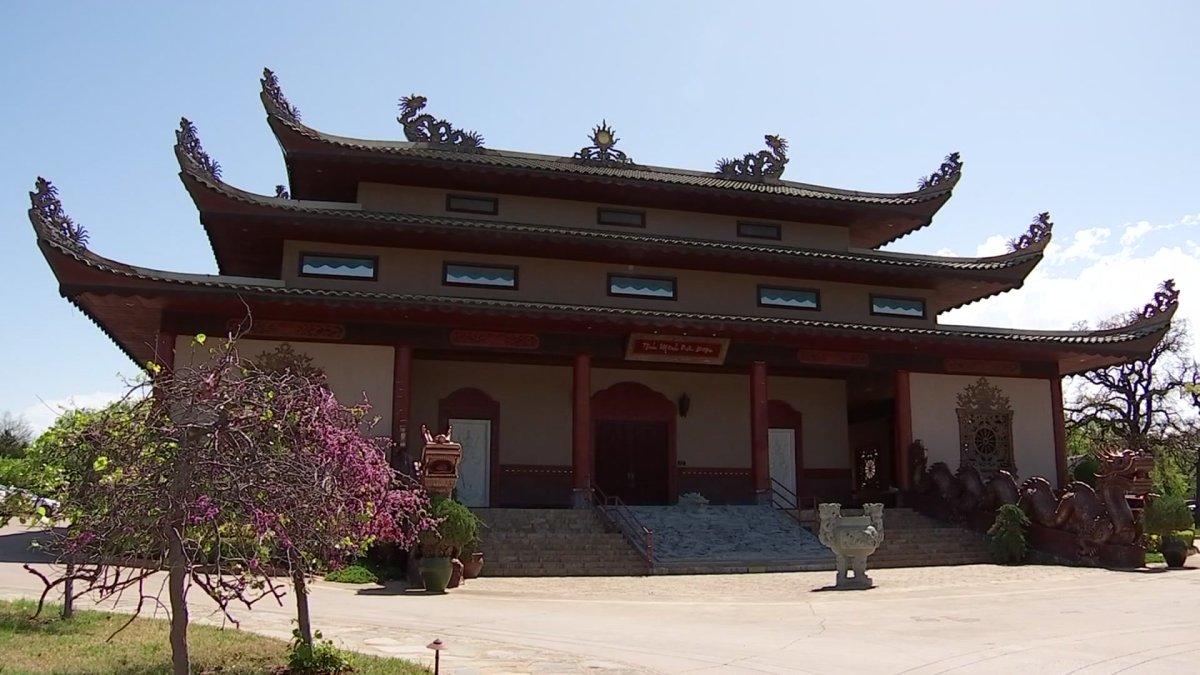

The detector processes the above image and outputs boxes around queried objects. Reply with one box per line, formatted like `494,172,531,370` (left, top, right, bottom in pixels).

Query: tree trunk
293,570,313,649
62,561,74,619
168,525,190,675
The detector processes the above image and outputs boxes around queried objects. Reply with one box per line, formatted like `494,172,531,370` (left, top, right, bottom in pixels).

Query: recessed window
871,295,926,319
759,286,820,311
608,274,676,300
597,208,646,228
738,221,781,240
299,253,377,280
446,194,498,215
443,262,518,289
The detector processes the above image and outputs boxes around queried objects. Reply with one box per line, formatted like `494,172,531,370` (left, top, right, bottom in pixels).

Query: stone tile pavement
4,521,1200,674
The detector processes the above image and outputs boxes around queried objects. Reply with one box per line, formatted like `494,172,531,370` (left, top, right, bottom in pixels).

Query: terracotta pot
419,557,453,593
463,552,485,579
447,558,464,588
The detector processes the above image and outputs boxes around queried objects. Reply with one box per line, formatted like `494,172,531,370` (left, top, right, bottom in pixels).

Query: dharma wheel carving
397,94,485,151
918,152,962,190
955,377,1015,479
30,177,89,251
574,120,633,165
175,118,222,182
716,134,788,182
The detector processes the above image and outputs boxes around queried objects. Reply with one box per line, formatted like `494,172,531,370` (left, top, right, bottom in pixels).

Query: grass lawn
0,599,430,675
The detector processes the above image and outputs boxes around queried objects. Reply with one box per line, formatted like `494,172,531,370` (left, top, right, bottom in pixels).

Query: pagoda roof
258,70,957,249
30,178,1177,377
178,143,1050,315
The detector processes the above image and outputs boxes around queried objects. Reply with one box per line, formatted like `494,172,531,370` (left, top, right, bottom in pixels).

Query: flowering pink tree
28,336,435,675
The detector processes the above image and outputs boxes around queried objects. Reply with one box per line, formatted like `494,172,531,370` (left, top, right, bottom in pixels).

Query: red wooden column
750,361,770,504
1050,375,1068,488
571,353,593,508
391,345,412,470
894,370,913,490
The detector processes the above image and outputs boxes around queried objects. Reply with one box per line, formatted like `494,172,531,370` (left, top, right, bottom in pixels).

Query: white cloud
20,391,129,435
1120,220,1154,247
1054,227,1111,264
975,235,1010,257
942,214,1200,354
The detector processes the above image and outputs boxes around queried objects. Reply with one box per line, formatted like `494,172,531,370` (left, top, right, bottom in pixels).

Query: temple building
29,69,1178,511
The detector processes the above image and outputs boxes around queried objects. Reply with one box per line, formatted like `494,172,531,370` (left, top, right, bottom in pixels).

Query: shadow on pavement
1110,565,1197,574
355,581,455,597
811,584,878,593
0,527,57,564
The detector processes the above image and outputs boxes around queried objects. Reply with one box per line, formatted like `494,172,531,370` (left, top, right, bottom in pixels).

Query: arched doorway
438,387,499,507
592,382,676,505
768,400,803,508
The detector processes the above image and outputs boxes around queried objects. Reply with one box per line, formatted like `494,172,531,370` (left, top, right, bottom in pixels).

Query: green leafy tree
0,412,32,459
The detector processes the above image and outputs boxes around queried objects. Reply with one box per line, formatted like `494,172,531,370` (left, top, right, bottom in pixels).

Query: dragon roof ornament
274,185,290,199
1134,279,1179,322
396,94,484,151
30,177,89,251
1008,212,1053,251
716,134,788,182
918,152,962,190
261,68,301,124
574,120,633,165
175,118,222,182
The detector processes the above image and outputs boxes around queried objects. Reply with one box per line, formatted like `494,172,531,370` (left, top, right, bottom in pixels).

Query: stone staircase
474,508,649,577
822,507,993,569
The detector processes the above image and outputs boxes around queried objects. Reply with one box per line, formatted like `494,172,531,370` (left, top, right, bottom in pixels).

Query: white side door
449,418,491,507
768,428,797,509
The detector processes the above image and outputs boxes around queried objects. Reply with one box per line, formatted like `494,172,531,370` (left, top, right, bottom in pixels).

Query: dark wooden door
594,420,669,505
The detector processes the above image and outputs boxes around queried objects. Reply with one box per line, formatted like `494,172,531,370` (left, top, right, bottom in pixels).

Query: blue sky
2,2,1198,430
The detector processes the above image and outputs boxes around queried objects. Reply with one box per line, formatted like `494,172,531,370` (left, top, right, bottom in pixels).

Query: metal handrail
591,484,656,568
770,477,818,529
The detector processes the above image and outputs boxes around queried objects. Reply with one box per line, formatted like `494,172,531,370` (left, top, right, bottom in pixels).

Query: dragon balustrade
908,441,1153,567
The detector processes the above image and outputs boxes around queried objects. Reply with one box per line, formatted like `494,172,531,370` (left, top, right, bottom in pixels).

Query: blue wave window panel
300,254,376,279
872,296,925,317
610,275,675,299
760,287,819,310
445,264,517,288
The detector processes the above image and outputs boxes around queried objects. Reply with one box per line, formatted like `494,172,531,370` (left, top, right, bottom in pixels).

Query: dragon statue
910,440,1151,559
917,152,962,190
397,94,485,151
716,134,788,182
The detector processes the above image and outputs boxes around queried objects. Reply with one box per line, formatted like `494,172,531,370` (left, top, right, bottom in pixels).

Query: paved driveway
2,521,1198,674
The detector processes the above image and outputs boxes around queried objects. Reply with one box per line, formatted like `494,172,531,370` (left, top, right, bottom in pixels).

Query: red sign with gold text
625,333,730,365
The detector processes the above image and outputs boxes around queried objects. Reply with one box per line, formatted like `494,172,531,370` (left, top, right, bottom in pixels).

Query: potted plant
417,496,480,592
462,536,485,579
987,504,1030,564
1143,494,1193,568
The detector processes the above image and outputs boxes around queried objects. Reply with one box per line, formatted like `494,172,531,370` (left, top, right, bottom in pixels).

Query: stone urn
818,503,885,589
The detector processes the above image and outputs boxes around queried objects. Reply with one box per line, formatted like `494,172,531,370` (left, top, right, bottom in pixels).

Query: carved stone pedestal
818,503,885,589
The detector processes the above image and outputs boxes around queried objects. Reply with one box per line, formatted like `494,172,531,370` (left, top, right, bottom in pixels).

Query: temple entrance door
769,428,797,508
449,418,491,507
594,420,670,505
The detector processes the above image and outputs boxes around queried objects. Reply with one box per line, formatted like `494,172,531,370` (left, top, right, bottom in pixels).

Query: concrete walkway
3,521,1199,674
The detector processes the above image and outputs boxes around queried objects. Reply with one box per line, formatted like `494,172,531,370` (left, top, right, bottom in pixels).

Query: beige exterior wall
281,240,935,327
406,361,849,471
591,369,751,468
769,376,851,469
171,336,395,438
356,182,850,250
410,360,573,466
908,373,1056,483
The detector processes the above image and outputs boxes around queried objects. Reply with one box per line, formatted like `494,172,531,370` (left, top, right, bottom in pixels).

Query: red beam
571,353,593,507
750,361,769,501
894,370,913,490
1050,376,1068,488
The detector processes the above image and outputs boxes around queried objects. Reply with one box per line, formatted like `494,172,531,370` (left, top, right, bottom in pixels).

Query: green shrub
1071,455,1100,488
420,497,480,558
323,563,378,584
1143,494,1193,544
988,504,1030,564
287,628,353,674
